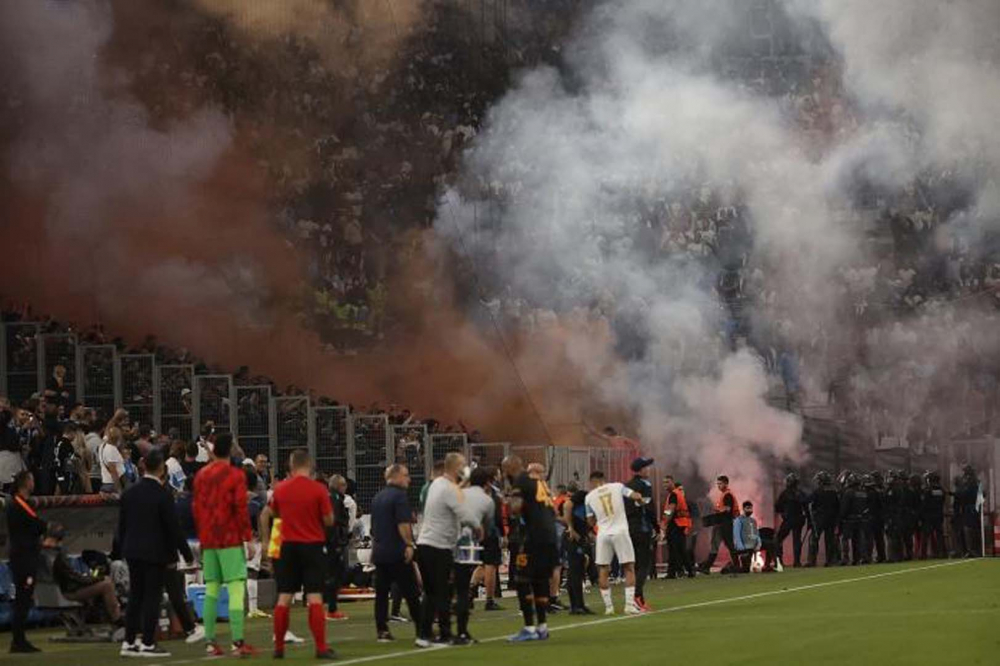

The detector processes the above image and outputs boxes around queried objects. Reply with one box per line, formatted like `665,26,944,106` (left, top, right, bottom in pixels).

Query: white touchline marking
324,559,983,666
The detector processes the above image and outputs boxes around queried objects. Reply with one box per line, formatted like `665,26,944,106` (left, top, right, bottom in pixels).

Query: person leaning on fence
370,463,422,643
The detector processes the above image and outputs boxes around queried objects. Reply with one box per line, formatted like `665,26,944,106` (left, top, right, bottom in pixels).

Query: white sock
625,586,635,607
525,625,537,633
601,588,613,610
538,623,547,632
247,579,258,613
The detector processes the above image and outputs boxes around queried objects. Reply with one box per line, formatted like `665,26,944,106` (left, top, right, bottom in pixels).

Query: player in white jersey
584,471,646,615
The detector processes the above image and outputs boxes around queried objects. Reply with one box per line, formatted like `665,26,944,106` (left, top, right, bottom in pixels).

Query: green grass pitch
8,559,998,665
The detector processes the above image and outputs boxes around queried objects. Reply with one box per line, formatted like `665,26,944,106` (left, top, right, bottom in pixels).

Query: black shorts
277,542,326,594
514,543,557,584
482,536,502,566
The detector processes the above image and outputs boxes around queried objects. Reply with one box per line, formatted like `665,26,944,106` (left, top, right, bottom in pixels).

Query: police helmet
785,472,799,487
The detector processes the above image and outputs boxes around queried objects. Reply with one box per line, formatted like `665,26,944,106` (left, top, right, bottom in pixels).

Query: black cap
631,457,654,473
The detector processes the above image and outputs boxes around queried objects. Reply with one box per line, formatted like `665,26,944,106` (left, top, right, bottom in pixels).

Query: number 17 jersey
584,482,631,536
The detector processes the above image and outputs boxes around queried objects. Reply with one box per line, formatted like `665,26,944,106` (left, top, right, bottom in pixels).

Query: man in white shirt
584,470,645,615
99,429,126,493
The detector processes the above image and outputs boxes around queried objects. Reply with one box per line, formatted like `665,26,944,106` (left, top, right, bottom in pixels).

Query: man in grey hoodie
452,466,498,645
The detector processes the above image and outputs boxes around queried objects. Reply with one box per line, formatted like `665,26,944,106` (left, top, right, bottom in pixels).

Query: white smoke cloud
437,0,1000,502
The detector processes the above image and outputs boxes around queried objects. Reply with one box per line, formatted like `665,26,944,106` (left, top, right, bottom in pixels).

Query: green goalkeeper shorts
202,546,247,583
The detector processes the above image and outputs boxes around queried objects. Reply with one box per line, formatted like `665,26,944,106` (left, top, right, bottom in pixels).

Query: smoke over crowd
2,1,999,494
437,0,1000,496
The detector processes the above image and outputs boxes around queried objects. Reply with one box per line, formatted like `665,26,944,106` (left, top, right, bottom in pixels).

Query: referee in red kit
270,450,335,660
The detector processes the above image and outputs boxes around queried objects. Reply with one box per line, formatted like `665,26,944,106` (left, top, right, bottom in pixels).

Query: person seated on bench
41,523,123,627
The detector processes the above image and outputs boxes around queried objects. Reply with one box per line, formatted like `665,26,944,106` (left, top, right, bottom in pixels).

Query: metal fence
393,424,428,509
236,385,272,462
589,448,632,483
118,354,155,428
271,396,309,477
156,364,195,441
77,345,118,425
2,322,41,406
428,433,469,468
469,442,510,470
194,374,235,435
313,405,351,478
353,414,391,513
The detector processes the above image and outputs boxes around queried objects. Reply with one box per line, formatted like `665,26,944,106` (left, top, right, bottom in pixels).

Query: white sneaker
185,624,206,644
415,638,434,648
120,640,139,657
624,603,645,615
604,606,615,616
285,631,305,644
135,643,171,658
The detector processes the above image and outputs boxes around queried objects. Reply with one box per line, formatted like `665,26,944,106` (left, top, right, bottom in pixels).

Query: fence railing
1,323,641,514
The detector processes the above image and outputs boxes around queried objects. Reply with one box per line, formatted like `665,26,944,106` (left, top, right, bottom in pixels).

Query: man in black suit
6,471,47,654
117,449,193,658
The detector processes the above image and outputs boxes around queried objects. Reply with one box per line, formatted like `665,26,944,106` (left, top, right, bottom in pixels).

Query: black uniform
901,478,923,560
565,489,591,612
6,494,47,650
865,480,886,563
807,486,839,566
510,472,557,629
839,485,870,565
624,475,657,601
884,478,909,562
919,483,946,559
774,485,808,567
325,489,350,614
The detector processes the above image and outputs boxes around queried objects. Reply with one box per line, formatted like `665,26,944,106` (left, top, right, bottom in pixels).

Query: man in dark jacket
838,473,870,565
40,523,122,627
324,474,351,620
6,471,47,653
774,473,808,568
624,457,657,610
919,472,946,559
117,450,193,657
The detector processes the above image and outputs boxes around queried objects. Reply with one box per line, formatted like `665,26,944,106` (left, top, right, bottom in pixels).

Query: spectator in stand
192,433,256,657
134,425,154,458
46,365,70,407
254,454,272,490
165,440,187,493
370,464,422,643
98,426,126,494
270,450,336,660
117,450,193,658
194,423,215,463
6,471,47,654
181,440,203,479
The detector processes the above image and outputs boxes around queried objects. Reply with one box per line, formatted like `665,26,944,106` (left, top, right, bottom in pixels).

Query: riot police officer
919,472,946,559
865,472,886,563
884,470,907,562
775,473,808,568
902,474,923,560
806,471,839,567
838,473,870,565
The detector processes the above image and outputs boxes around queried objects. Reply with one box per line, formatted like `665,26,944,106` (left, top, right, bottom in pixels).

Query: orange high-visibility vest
716,490,739,517
674,487,693,529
